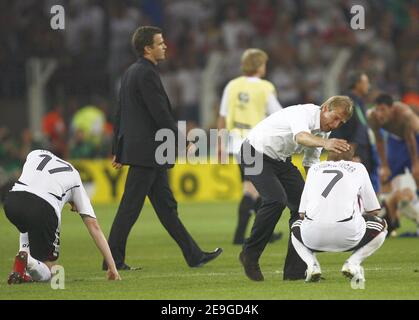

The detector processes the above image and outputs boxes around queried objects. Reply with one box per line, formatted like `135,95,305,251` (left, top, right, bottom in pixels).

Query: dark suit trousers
107,165,203,267
240,143,307,279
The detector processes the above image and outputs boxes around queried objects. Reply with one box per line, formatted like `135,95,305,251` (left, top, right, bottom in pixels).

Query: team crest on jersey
238,92,249,105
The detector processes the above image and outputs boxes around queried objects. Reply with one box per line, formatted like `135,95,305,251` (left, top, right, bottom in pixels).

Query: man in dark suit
103,26,222,271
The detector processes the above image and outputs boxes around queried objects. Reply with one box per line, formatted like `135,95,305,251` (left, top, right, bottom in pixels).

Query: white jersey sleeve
69,181,96,219
358,164,381,212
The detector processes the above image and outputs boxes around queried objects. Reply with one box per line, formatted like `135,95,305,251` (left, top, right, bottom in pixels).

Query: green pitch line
1,202,418,300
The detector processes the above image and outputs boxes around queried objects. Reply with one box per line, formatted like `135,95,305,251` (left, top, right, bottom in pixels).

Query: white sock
27,255,52,282
348,231,387,265
19,233,52,281
19,233,30,253
291,234,315,267
313,252,320,266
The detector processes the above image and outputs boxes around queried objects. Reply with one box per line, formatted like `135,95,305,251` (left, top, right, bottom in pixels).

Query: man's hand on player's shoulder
324,138,351,153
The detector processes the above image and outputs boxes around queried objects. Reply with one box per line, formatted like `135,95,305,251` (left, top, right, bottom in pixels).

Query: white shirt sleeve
302,146,322,168
70,173,97,219
219,84,230,117
266,93,283,115
299,168,313,213
302,132,329,167
289,108,311,141
359,165,381,212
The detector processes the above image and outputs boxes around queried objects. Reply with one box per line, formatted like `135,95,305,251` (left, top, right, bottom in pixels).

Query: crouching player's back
300,159,378,252
3,149,121,284
291,145,387,282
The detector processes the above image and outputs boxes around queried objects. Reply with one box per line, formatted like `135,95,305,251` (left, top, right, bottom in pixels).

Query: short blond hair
322,95,354,119
241,48,268,76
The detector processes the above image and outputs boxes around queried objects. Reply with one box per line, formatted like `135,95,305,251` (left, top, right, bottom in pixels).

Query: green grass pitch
1,202,419,299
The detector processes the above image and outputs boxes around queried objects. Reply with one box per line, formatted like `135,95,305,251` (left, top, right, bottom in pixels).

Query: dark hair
131,26,162,57
375,93,393,106
327,143,357,161
347,71,366,90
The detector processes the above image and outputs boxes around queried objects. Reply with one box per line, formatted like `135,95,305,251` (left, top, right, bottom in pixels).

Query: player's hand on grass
379,165,392,183
111,155,122,169
324,138,350,153
107,268,121,281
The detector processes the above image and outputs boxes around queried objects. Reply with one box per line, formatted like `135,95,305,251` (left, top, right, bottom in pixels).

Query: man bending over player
3,149,121,284
291,145,387,282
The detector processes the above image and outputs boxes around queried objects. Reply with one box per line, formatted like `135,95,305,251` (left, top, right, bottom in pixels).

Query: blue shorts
387,134,419,180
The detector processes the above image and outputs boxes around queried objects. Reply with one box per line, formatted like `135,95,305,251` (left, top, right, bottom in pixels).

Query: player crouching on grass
3,149,121,284
291,144,387,283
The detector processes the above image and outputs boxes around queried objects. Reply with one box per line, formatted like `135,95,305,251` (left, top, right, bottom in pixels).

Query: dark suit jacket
112,57,179,168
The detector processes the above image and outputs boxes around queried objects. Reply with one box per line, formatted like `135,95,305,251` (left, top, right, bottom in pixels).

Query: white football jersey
11,150,96,223
299,160,381,251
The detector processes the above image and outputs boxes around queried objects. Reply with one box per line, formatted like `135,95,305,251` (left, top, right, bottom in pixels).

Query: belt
304,214,354,222
337,216,353,222
337,213,354,223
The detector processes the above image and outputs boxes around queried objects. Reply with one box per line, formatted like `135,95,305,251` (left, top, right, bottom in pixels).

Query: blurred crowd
0,0,418,167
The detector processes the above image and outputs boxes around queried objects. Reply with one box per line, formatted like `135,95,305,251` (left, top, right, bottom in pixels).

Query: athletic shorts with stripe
291,213,387,252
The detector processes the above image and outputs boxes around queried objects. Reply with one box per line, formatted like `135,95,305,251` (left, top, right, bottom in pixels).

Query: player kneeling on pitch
3,150,121,284
291,145,387,283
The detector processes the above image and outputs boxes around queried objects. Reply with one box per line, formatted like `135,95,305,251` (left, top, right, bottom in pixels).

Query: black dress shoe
117,264,142,271
191,248,223,267
239,251,264,281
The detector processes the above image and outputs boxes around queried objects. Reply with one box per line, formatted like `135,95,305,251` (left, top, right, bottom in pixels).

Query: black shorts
4,191,60,262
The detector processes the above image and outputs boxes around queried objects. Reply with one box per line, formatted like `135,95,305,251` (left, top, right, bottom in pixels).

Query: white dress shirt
246,104,329,167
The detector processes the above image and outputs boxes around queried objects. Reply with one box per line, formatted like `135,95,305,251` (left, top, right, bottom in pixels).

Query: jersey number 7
36,155,73,174
321,170,343,198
